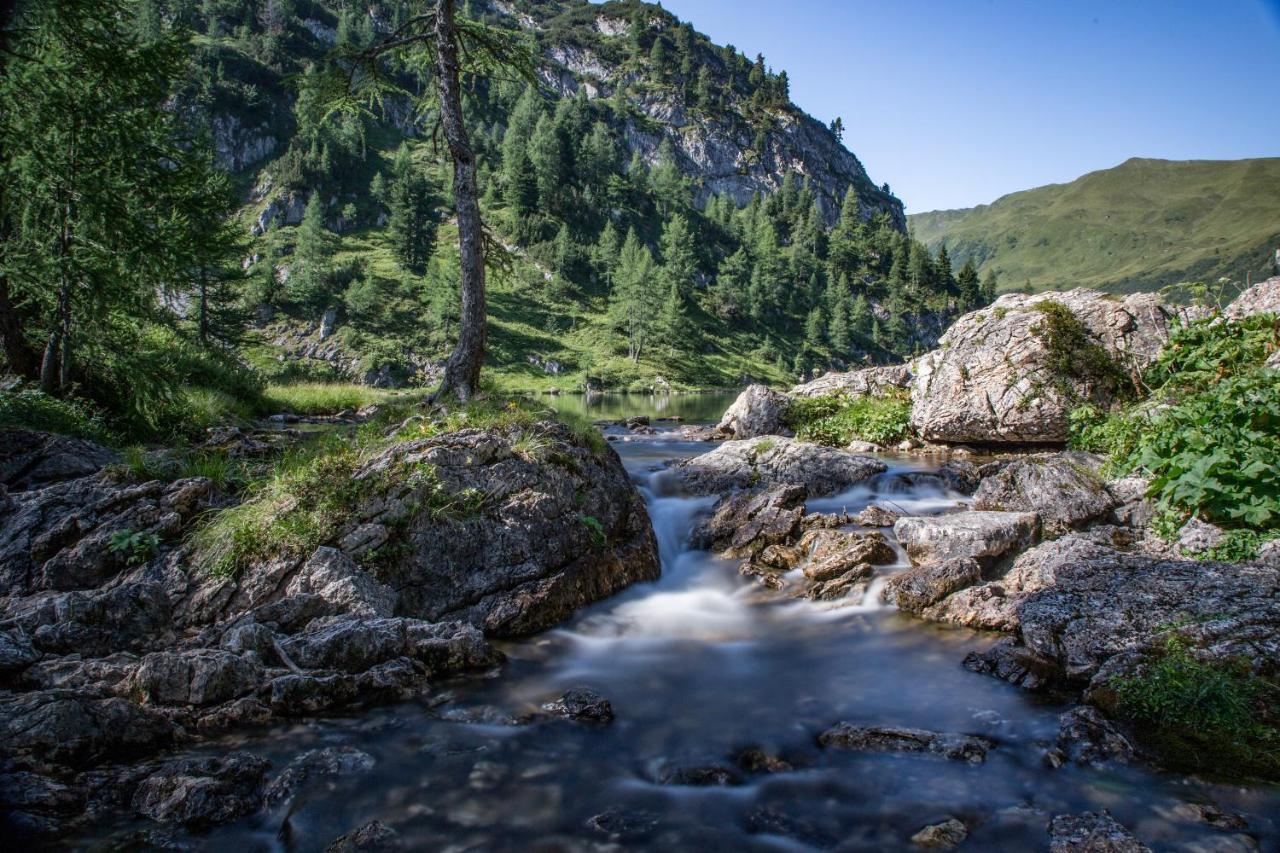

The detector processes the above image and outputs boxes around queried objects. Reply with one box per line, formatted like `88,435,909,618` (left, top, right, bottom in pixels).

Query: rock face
911,290,1172,444
690,485,806,557
789,364,912,398
668,437,885,497
894,511,1039,566
972,452,1116,536
715,384,791,439
1224,275,1280,319
0,429,118,492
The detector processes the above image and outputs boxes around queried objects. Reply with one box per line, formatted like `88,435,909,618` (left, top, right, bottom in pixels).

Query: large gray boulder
716,384,791,439
911,290,1172,444
1224,275,1280,319
789,364,912,398
0,428,118,492
894,511,1039,566
132,753,269,828
667,437,885,497
972,452,1117,536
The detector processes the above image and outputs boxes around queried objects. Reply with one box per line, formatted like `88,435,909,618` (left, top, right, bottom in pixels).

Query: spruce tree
956,259,980,308
288,195,334,312
387,163,437,274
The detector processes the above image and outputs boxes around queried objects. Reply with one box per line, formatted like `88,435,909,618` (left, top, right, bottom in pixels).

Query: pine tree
529,112,566,213
657,214,698,352
829,116,844,142
981,269,999,304
387,163,437,274
935,244,954,291
288,195,334,312
593,220,621,288
956,259,980,308
649,138,688,219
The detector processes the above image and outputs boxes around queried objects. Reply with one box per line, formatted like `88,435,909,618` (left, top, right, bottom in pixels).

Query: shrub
1109,633,1280,780
0,387,114,442
782,392,912,447
1030,301,1133,400
1145,313,1279,392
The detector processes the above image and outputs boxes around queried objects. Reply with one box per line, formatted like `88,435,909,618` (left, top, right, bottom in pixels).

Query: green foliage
1110,633,1280,780
260,382,392,416
1030,301,1132,399
107,529,161,566
578,513,605,546
1145,313,1279,392
908,156,1280,294
782,393,912,447
0,387,113,442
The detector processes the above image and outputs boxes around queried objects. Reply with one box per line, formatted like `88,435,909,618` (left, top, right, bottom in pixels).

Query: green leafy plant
579,513,606,546
782,392,912,447
107,529,161,566
1030,301,1133,400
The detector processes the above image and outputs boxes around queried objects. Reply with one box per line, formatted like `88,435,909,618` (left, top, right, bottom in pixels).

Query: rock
285,547,396,618
911,290,1171,444
326,820,400,851
1224,275,1280,319
278,617,497,676
25,582,173,656
652,761,742,786
911,818,968,849
789,364,912,398
1176,517,1225,555
732,746,793,774
972,453,1116,536
0,690,176,769
1055,706,1135,766
264,746,376,808
856,505,901,527
1167,802,1248,831
716,384,792,438
0,428,118,492
1256,538,1280,568
1107,475,1155,529
689,485,805,556
133,649,261,707
817,723,992,764
885,557,982,612
542,687,614,724
0,628,41,675
801,511,855,530
132,753,269,828
799,529,895,580
1047,811,1150,852
669,437,885,497
805,564,874,601
936,460,980,495
962,639,1057,691
847,440,882,453
587,808,660,841
746,807,837,847
894,511,1039,566
350,421,659,636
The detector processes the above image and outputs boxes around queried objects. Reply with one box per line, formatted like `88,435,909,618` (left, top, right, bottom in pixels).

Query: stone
1176,517,1225,555
690,484,806,557
856,505,901,527
133,649,261,707
1047,811,1150,852
935,460,980,495
894,511,1039,566
542,687,614,724
732,746,793,774
264,746,376,808
587,808,660,841
669,437,885,497
817,723,992,764
27,582,173,656
652,761,743,786
1055,706,1135,767
285,547,397,618
790,364,912,398
0,428,118,492
746,807,837,847
1224,275,1280,319
911,818,968,849
799,529,895,580
0,690,176,769
963,640,1057,691
911,290,1172,444
326,820,401,851
132,753,269,828
972,453,1116,536
716,384,792,439
885,557,982,612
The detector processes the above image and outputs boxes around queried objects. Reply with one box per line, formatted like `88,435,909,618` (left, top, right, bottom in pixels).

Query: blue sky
644,0,1280,213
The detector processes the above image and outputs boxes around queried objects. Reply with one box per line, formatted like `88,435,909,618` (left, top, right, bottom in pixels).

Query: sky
644,0,1280,213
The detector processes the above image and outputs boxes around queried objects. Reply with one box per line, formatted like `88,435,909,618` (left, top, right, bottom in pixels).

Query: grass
259,382,400,416
781,392,913,447
1106,633,1280,781
909,156,1280,293
0,387,116,443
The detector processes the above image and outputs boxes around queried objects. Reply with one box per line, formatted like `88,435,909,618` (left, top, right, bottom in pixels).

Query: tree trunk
40,199,73,394
430,0,486,403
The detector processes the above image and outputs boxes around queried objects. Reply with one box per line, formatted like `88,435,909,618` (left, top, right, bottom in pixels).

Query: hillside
909,157,1280,294
186,0,977,393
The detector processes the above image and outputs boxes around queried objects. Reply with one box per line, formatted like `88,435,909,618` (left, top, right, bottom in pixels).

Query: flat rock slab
817,723,993,764
669,437,885,497
894,511,1038,566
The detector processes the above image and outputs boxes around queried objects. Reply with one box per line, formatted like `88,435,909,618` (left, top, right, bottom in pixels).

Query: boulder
911,818,968,849
689,484,806,556
935,460,980,495
884,557,982,612
789,364,912,398
284,547,396,618
541,687,614,724
133,649,261,707
1055,705,1135,767
0,690,176,769
132,753,268,828
1047,811,1150,852
911,290,1170,444
1176,517,1225,555
716,384,792,439
264,746,376,808
0,428,118,492
855,505,901,527
1224,275,1280,319
972,452,1116,536
817,723,992,764
894,511,1039,566
798,529,896,580
668,437,885,497
326,820,401,852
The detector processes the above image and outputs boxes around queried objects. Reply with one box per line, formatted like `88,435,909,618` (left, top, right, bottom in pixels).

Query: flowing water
85,395,1279,851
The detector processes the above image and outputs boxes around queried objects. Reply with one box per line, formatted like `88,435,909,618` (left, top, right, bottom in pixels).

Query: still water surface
84,395,1279,851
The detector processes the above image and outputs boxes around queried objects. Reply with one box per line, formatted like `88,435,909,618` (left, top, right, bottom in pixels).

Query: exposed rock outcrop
911,290,1172,444
667,437,885,497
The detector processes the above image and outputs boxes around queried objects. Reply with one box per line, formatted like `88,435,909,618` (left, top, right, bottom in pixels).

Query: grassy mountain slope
909,157,1280,294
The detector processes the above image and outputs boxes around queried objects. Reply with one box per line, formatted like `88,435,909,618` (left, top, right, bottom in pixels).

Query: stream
84,394,1278,851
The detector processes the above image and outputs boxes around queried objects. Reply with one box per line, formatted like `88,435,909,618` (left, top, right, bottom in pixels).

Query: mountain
181,0,975,392
909,157,1280,294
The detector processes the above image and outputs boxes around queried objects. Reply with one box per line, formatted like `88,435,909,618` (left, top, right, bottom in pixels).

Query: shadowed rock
817,723,993,764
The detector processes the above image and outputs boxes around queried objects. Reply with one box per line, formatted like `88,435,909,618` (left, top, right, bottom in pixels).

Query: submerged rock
1055,705,1135,767
325,820,401,852
1047,811,1150,852
669,437,885,497
716,384,792,439
264,746,376,808
651,760,743,786
911,290,1170,444
817,723,992,764
542,687,614,725
894,511,1038,566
